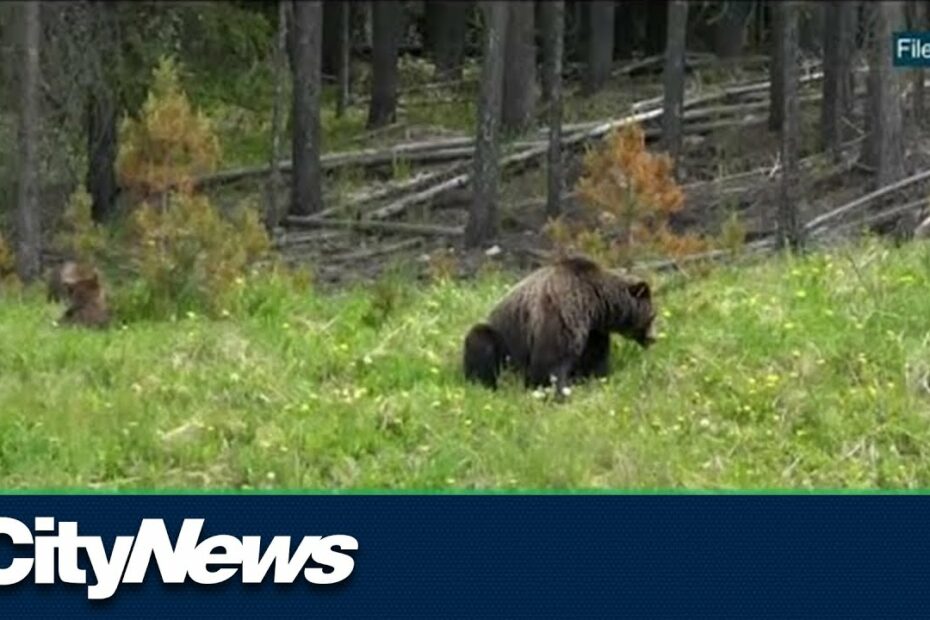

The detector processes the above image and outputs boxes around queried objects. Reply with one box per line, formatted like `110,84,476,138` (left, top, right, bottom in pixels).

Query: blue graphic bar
894,31,930,67
0,494,929,618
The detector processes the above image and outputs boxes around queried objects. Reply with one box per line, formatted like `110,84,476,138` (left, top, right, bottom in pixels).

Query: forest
0,0,929,490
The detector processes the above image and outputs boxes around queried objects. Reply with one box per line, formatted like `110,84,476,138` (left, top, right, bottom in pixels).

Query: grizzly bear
463,256,656,393
53,261,111,329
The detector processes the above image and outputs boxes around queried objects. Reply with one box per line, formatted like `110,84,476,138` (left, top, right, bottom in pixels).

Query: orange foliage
550,123,709,265
117,57,221,202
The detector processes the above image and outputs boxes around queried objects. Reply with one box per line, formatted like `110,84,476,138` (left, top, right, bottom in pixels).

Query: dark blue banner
0,494,929,618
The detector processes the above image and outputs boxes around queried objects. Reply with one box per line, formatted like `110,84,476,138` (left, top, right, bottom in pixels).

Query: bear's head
606,273,657,348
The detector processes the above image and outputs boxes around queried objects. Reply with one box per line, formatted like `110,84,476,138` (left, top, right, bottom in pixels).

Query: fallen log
367,106,667,221
326,238,424,263
191,136,478,189
804,169,930,234
833,197,928,233
284,217,464,237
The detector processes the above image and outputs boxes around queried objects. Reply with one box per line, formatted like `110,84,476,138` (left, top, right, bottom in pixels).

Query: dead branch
284,217,464,237
366,106,666,221
834,197,928,233
805,169,930,234
190,137,478,190
326,238,424,263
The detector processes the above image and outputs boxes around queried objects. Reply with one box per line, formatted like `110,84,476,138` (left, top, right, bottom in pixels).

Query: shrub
51,188,110,265
118,192,271,320
547,123,713,266
117,56,221,202
107,55,277,322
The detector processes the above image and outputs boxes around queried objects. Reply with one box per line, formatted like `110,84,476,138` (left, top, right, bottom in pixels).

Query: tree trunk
862,1,905,187
584,1,615,95
502,1,537,133
425,0,469,81
543,0,564,218
322,0,341,78
798,1,825,54
290,0,324,216
821,1,857,161
86,0,118,223
466,1,509,248
644,0,667,55
336,0,350,117
266,0,288,229
909,0,926,128
86,93,118,223
16,0,41,281
714,0,750,58
769,1,785,132
614,1,635,60
662,0,689,174
367,0,402,129
778,1,802,250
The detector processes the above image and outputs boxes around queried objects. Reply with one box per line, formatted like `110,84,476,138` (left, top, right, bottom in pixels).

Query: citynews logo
0,516,358,600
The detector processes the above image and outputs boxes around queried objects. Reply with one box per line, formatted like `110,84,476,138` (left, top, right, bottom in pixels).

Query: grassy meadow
3,238,930,491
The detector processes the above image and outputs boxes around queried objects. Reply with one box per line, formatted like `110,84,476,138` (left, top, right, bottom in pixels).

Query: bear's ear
628,281,651,300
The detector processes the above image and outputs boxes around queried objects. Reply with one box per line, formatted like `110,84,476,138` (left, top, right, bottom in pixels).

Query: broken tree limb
804,168,930,234
190,136,478,190
284,216,464,237
835,197,928,233
326,238,424,263
366,106,667,221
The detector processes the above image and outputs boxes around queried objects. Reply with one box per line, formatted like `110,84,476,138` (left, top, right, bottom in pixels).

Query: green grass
5,238,930,491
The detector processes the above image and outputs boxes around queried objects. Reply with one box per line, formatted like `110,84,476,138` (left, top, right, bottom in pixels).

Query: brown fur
53,261,111,329
463,255,657,392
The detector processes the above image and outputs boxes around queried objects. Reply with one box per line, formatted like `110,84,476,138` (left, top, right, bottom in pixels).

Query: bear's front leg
572,330,610,381
526,343,578,401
